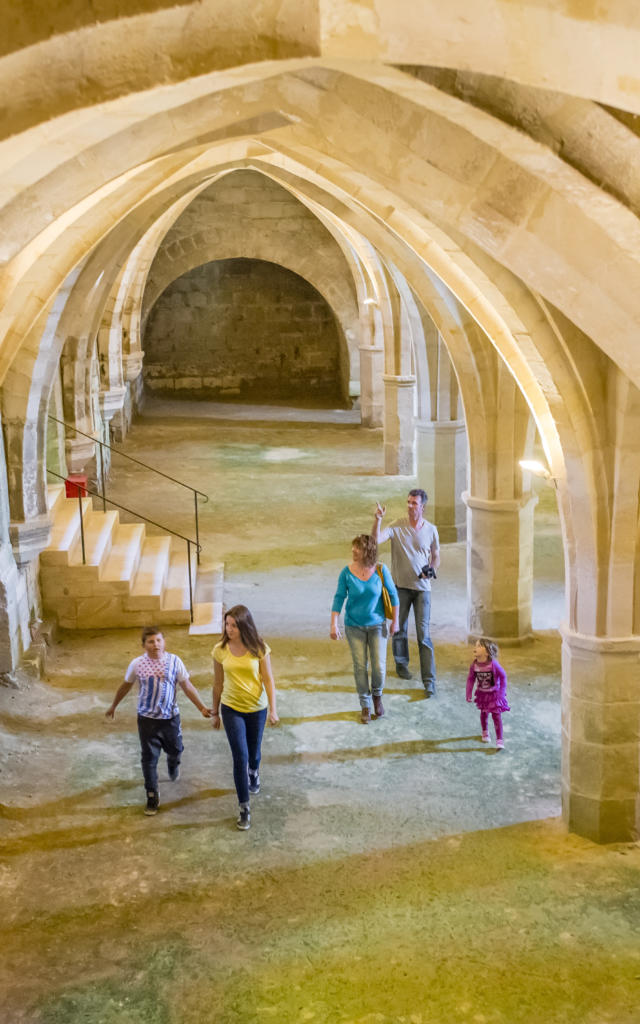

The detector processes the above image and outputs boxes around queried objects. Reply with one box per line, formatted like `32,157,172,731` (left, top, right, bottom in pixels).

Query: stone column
561,628,640,843
359,345,384,427
382,374,416,475
417,419,467,542
463,491,537,641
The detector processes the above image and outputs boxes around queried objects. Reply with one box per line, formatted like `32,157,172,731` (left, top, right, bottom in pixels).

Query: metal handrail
47,470,199,622
47,414,209,563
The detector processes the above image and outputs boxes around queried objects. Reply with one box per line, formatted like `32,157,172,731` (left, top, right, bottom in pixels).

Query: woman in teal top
330,534,399,723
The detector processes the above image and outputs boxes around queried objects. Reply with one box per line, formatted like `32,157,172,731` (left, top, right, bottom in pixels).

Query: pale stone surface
0,1,639,848
417,419,467,543
464,491,537,642
561,628,640,843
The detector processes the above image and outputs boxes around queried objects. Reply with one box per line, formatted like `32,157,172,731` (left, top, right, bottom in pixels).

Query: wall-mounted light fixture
519,459,557,488
363,297,378,306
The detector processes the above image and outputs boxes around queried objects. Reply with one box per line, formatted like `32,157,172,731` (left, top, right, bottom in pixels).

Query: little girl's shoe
481,732,490,743
496,739,505,749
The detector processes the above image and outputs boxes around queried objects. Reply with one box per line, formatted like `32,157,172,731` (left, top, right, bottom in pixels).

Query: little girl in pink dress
466,638,510,749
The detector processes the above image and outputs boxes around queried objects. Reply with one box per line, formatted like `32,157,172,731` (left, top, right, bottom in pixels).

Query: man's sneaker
481,732,490,743
236,806,251,830
248,770,260,795
423,683,436,698
144,790,159,816
395,664,412,680
373,695,385,718
168,762,180,782
360,706,372,724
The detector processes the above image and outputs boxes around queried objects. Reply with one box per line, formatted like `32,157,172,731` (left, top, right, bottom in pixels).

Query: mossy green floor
1,401,638,1023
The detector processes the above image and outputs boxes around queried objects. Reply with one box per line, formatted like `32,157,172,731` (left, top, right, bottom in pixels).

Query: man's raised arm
372,502,391,544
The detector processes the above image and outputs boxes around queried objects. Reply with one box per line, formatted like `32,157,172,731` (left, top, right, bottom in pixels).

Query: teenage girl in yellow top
212,605,279,830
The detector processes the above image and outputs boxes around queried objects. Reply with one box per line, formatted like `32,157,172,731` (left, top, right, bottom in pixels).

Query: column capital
123,352,144,382
560,625,640,656
382,374,416,387
462,490,538,513
99,387,127,422
416,418,466,435
9,514,52,567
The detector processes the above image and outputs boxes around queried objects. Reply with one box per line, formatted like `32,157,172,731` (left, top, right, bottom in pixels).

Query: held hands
201,707,214,718
374,501,386,520
211,712,222,730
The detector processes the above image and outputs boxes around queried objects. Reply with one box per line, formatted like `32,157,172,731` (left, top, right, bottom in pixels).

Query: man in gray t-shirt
372,489,440,695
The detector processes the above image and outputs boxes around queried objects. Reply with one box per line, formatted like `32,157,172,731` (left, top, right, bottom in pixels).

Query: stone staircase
40,484,223,633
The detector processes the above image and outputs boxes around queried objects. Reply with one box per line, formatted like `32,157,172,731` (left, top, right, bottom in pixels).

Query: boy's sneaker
236,806,251,830
248,771,260,795
144,790,159,816
168,762,180,782
481,732,490,743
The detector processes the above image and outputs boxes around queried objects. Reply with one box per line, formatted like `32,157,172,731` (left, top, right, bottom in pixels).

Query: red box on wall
65,474,88,498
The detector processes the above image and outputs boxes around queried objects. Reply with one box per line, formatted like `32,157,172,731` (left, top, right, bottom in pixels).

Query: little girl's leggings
480,710,503,741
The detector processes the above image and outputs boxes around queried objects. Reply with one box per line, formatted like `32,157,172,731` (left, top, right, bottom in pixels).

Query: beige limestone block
382,374,416,476
463,491,537,642
417,419,467,543
561,627,640,843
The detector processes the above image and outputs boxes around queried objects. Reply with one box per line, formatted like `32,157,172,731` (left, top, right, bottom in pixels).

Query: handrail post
194,492,200,565
77,487,86,564
187,540,194,623
100,451,107,512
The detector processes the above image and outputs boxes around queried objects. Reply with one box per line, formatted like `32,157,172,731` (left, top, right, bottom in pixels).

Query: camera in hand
419,564,437,580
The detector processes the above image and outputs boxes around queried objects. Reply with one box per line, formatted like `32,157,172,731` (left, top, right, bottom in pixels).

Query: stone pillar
359,345,384,427
382,374,416,475
463,491,537,641
417,419,467,542
561,628,640,842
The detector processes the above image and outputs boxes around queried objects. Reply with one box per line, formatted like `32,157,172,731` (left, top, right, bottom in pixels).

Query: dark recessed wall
143,258,345,403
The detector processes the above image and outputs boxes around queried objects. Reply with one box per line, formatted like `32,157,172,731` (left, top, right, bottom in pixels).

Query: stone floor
1,398,639,1023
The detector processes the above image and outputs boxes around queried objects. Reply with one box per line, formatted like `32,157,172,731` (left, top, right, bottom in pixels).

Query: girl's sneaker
236,806,251,830
481,732,490,743
496,739,505,749
248,771,260,795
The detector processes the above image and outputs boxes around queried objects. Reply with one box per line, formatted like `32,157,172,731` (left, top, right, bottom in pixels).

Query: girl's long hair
221,604,266,658
477,637,498,660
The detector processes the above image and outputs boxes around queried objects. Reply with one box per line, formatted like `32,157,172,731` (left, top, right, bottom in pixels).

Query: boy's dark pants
137,714,183,792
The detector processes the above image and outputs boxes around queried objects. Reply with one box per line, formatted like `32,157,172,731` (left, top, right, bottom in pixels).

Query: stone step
69,509,118,575
161,543,195,613
41,494,92,565
126,535,172,610
46,483,67,516
100,523,146,593
189,562,224,635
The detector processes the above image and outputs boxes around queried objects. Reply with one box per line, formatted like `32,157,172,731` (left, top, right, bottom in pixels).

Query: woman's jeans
391,587,436,690
345,624,387,709
221,704,267,805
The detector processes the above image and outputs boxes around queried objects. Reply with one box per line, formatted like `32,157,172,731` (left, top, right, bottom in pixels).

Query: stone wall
143,258,345,402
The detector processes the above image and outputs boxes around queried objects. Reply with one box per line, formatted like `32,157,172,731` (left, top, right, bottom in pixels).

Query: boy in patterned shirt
106,626,212,814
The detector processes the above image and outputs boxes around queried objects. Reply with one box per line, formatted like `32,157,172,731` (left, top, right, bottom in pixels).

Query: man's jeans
392,587,436,689
137,713,183,792
345,624,387,709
